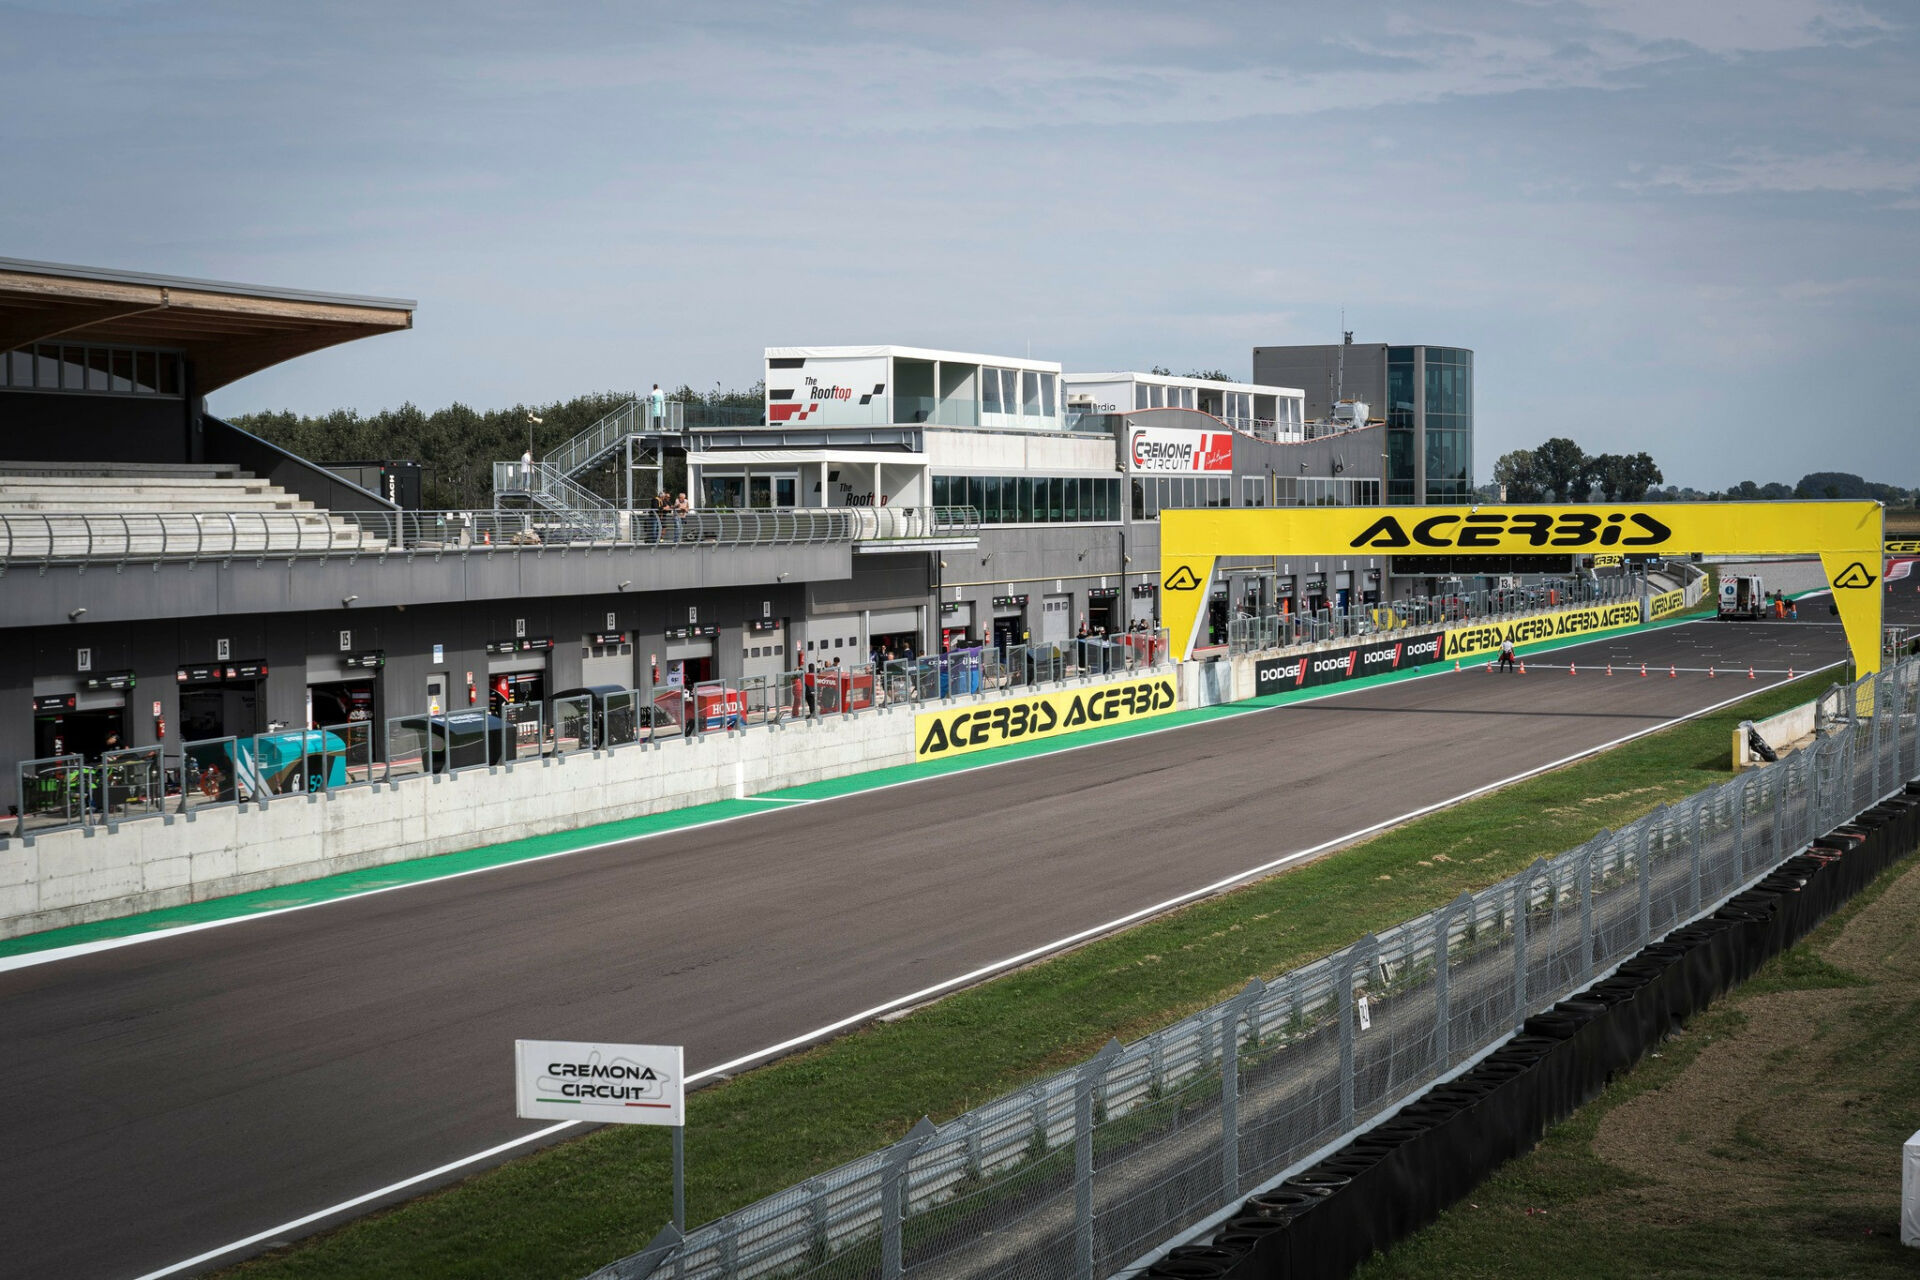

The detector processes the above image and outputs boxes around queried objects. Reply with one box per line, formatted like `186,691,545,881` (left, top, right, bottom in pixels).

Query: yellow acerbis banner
1649,587,1688,620
1443,601,1642,662
913,674,1177,760
1889,539,1920,555
1160,503,1884,679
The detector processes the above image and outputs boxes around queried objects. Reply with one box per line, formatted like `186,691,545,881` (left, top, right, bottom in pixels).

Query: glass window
1064,478,1079,522
1040,373,1056,418
748,475,773,509
36,345,61,389
1018,476,1034,522
982,369,1002,414
932,475,948,506
966,477,984,516
702,475,745,508
1149,384,1164,409
1022,370,1040,415
1131,478,1146,519
1001,369,1017,411
775,476,796,507
984,475,1002,523
4,349,26,386
1043,477,1060,521
87,348,111,392
158,353,180,395
134,351,157,393
111,349,133,393
1134,383,1149,410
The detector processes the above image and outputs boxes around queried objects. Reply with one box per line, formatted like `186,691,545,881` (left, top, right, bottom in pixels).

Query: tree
1182,369,1232,382
1491,449,1543,502
1759,482,1794,500
1604,452,1663,501
1531,437,1591,503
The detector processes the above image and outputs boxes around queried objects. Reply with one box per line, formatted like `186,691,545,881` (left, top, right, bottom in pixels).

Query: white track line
128,654,1839,1280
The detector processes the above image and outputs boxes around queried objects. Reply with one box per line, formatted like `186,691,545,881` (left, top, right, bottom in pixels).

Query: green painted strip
1,611,1685,960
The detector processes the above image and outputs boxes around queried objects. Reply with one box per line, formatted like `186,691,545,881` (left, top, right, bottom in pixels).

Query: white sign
339,629,352,652
515,1040,684,1127
216,638,231,661
432,643,444,664
515,618,527,638
1357,994,1372,1032
76,647,92,673
606,612,617,632
1128,425,1233,474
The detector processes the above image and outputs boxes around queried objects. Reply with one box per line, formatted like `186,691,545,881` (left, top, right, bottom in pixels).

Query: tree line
1489,439,1915,507
232,384,762,510
1489,438,1663,501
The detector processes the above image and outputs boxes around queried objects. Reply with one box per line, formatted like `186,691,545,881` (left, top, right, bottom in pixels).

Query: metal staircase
495,398,683,526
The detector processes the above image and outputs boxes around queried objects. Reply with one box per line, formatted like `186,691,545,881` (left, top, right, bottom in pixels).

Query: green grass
1357,844,1920,1280
220,674,1837,1280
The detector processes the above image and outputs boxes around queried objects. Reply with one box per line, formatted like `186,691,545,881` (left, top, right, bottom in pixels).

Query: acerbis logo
1164,565,1203,591
1347,511,1673,550
1832,561,1877,589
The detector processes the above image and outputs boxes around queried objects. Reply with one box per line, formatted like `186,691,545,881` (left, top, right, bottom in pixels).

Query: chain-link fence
1224,574,1651,656
589,653,1920,1280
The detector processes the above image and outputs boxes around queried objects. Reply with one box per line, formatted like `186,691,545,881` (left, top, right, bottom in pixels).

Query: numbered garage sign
515,1040,685,1127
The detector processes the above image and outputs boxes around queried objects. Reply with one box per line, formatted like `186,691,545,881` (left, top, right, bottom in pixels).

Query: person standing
1497,636,1516,673
649,383,666,428
672,491,689,543
520,447,534,490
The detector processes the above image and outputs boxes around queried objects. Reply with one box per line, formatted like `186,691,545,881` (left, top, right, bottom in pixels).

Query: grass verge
1357,840,1920,1279
221,673,1836,1280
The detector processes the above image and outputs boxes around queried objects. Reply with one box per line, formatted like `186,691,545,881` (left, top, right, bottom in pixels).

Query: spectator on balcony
651,491,670,543
672,492,690,542
649,383,666,428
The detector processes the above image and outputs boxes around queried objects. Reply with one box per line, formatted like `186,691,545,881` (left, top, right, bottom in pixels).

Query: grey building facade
1253,341,1474,506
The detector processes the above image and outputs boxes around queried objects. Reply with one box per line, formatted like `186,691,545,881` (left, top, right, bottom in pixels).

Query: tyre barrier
1139,784,1920,1280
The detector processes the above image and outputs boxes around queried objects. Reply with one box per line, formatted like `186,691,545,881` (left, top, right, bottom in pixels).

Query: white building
764,345,1065,431
1062,371,1305,441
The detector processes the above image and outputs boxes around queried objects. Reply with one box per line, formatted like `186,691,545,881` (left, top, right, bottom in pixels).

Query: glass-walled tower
1386,346,1472,505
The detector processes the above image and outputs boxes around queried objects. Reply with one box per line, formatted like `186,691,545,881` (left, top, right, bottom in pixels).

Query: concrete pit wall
3,708,914,940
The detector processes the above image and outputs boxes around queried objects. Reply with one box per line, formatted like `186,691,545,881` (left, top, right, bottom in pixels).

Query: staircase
497,399,683,523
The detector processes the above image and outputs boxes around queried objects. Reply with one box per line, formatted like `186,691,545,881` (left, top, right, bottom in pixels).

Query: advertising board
913,674,1176,760
1649,588,1688,620
514,1040,684,1127
1157,502,1884,680
1441,601,1643,663
1254,632,1443,697
1128,426,1232,474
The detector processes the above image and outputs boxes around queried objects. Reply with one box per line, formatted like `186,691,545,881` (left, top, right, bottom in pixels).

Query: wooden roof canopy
0,257,414,392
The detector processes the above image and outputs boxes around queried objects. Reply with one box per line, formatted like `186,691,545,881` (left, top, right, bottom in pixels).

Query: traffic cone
1640,663,1647,677
1569,662,1577,676
1454,660,1460,671
1607,662,1613,676
1518,660,1526,674
1749,665,1755,680
1788,666,1795,678
1669,664,1677,678
1708,665,1715,678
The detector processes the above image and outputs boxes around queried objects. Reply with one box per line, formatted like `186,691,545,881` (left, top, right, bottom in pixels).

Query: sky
5,0,1916,490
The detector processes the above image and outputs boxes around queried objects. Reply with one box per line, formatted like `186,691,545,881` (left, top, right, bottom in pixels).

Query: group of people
1768,590,1800,621
650,490,693,543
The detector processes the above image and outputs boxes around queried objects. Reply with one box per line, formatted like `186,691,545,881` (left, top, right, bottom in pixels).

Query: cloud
1578,0,1893,55
1630,147,1920,195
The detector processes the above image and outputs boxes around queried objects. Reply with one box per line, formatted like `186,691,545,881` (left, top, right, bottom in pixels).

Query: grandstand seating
0,461,388,557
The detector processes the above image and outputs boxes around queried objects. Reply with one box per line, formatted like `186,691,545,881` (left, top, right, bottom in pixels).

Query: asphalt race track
0,616,1883,1276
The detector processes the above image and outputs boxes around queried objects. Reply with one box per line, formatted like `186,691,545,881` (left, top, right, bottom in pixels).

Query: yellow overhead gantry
1159,502,1886,680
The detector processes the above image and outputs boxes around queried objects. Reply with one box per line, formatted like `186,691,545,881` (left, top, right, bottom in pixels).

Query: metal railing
0,506,983,565
541,400,686,480
493,461,620,530
586,653,1920,1280
9,634,1172,841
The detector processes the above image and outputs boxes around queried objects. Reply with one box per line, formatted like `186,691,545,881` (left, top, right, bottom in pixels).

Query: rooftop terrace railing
0,506,982,566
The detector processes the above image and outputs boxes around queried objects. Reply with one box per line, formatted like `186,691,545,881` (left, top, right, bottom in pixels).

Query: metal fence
0,505,983,565
588,652,1920,1280
10,634,1173,841
1222,574,1650,656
